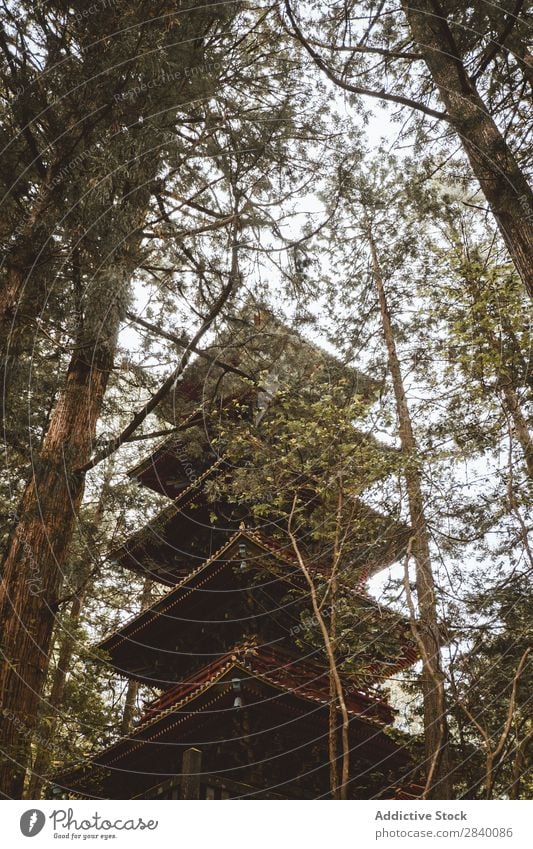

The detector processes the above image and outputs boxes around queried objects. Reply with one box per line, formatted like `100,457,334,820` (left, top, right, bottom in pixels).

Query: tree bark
401,0,533,298
26,454,115,800
26,590,85,800
0,2,231,799
368,228,452,799
0,217,52,429
0,270,125,799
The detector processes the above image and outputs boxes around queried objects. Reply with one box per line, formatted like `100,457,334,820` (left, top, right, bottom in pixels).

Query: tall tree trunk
26,456,116,799
401,0,533,298
368,228,452,799
0,269,126,798
501,383,533,480
119,578,153,737
0,2,229,799
0,219,52,429
26,589,86,800
328,575,339,799
0,231,237,796
509,723,533,799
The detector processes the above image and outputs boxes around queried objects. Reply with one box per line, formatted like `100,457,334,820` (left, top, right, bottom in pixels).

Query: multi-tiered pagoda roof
57,309,417,799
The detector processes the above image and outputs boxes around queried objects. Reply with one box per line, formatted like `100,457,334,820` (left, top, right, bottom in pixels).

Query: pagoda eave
55,657,407,800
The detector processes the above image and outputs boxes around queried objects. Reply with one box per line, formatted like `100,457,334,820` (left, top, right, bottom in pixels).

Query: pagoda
56,311,417,800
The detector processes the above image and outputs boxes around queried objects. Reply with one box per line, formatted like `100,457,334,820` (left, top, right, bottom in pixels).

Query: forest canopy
0,0,531,803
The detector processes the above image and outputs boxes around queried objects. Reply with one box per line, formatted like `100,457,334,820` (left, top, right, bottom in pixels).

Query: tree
0,0,243,798
1,0,530,802
368,230,451,798
119,577,153,738
309,142,531,797
206,323,410,798
1,0,336,796
424,203,532,481
449,574,532,799
26,455,116,799
281,0,533,297
0,0,218,416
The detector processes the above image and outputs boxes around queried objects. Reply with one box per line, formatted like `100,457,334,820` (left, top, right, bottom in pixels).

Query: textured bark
26,590,85,800
0,279,122,798
26,455,115,800
0,233,51,429
368,229,452,799
401,0,533,298
0,1,229,799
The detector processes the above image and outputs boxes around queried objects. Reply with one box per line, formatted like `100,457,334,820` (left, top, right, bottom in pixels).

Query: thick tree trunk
26,455,115,800
368,229,452,799
402,0,533,298
0,245,48,429
0,2,228,799
26,590,85,800
0,274,123,798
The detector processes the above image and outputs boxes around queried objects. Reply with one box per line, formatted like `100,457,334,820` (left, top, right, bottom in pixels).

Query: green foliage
0,0,530,801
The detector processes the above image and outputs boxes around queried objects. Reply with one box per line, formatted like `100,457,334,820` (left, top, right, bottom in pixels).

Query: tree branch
125,311,258,386
287,493,350,800
0,24,48,179
472,0,526,82
76,247,240,474
282,0,448,122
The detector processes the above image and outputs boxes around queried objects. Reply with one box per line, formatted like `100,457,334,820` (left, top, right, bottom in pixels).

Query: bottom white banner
2,800,531,849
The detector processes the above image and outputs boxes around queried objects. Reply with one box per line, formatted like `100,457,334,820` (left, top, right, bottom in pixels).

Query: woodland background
0,0,531,800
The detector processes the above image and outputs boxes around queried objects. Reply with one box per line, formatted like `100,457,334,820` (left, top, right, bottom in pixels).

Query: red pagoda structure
57,311,417,799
